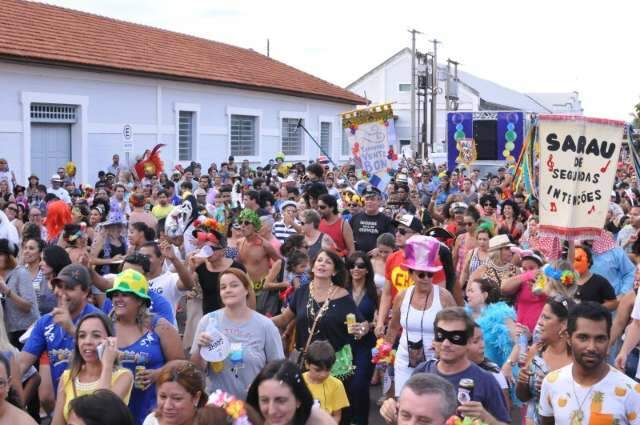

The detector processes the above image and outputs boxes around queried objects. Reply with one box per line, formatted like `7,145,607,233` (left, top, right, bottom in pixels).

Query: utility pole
267,38,270,57
429,39,441,155
409,29,422,155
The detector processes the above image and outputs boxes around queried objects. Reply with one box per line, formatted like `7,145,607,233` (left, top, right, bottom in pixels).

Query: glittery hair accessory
207,390,252,425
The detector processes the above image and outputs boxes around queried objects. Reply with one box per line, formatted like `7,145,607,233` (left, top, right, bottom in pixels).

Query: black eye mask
434,327,468,345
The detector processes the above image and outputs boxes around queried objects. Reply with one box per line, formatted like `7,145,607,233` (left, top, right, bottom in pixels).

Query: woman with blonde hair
52,313,133,425
191,268,284,399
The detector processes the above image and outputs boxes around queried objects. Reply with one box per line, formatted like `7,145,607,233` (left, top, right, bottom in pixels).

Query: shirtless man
237,209,280,315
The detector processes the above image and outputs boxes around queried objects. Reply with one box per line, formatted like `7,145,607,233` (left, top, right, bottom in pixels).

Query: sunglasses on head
349,263,367,270
409,269,434,279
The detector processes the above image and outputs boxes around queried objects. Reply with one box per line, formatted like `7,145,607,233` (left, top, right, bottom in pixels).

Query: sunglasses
348,204,359,208
464,222,474,227
409,269,434,279
483,202,494,207
397,228,413,236
349,263,367,270
241,221,253,226
317,205,327,210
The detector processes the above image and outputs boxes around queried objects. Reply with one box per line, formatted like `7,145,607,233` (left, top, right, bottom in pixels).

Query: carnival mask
574,249,589,275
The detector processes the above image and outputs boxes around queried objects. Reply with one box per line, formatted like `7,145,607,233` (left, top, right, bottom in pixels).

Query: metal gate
31,123,71,180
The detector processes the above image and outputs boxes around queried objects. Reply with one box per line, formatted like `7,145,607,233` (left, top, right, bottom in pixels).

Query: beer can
457,378,474,404
346,313,356,333
135,365,146,390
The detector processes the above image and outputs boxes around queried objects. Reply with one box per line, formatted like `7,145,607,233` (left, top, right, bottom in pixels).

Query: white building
347,48,582,164
0,0,365,185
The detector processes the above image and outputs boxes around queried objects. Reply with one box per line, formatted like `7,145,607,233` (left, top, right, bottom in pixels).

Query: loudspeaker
473,120,498,160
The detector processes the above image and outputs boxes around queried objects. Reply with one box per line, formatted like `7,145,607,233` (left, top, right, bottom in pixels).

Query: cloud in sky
41,0,640,120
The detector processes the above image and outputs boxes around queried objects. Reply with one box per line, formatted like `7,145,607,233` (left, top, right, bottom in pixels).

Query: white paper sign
199,327,229,363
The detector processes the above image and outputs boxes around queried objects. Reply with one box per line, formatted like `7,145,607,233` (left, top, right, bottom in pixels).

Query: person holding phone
51,313,133,425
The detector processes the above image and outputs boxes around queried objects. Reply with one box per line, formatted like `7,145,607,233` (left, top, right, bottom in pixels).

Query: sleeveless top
118,315,165,425
60,368,132,420
455,234,469,273
319,218,347,256
307,233,324,260
397,285,442,363
469,248,486,274
373,273,386,291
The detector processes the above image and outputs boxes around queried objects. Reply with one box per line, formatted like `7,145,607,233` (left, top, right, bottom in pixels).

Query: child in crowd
303,340,349,424
286,250,310,289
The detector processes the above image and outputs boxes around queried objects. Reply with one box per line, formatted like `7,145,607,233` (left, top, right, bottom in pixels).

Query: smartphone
97,342,105,360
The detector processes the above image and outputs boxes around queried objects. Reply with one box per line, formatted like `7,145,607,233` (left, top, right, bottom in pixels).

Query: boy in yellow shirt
303,341,350,423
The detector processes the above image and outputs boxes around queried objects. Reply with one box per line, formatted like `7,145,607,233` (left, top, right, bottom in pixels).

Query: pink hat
402,235,443,273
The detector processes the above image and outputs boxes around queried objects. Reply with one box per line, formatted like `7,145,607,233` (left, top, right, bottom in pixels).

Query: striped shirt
272,220,299,243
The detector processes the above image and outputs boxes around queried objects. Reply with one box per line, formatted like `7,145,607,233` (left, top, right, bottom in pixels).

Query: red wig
45,200,72,241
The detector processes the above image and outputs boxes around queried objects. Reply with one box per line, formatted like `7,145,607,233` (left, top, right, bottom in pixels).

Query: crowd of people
0,151,640,425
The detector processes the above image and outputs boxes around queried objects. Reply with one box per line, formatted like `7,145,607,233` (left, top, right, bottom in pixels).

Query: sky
43,0,640,121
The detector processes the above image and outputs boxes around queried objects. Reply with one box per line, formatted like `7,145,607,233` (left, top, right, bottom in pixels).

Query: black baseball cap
51,264,91,290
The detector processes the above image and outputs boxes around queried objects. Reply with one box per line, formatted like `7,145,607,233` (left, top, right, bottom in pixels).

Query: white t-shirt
47,186,71,204
148,272,184,317
539,363,640,425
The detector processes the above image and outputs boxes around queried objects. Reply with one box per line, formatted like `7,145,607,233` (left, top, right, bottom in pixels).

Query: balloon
455,130,466,141
505,131,517,142
505,142,515,151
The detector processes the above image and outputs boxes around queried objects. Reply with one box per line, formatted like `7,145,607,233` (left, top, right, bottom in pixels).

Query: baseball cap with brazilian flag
106,269,151,306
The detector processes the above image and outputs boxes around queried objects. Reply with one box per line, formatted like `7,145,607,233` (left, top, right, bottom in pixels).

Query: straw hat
489,234,515,252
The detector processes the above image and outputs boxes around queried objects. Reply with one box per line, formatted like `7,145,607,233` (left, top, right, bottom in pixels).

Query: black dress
196,261,245,314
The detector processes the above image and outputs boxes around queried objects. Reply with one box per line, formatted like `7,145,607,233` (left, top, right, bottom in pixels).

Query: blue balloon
456,124,463,131
507,123,515,131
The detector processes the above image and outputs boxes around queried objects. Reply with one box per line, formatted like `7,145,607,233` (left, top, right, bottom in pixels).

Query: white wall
0,61,355,184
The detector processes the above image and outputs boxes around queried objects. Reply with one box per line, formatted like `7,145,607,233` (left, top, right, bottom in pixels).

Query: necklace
306,282,335,336
570,378,595,425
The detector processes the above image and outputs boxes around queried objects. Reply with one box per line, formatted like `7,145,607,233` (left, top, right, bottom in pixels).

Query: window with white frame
230,115,258,156
320,122,331,155
178,111,194,161
342,126,349,156
398,83,412,92
281,118,303,156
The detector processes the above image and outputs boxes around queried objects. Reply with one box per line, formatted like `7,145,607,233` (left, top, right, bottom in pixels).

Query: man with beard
237,209,280,316
350,186,395,254
540,302,640,425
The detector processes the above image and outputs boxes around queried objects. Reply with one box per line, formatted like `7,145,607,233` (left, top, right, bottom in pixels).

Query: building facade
0,0,365,184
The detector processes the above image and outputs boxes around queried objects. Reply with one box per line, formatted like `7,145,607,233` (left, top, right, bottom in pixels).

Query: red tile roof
0,0,367,105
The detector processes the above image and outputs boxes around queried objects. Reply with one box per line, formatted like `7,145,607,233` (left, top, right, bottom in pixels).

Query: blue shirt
591,247,635,296
119,314,166,425
101,291,176,326
23,303,103,391
414,360,511,423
